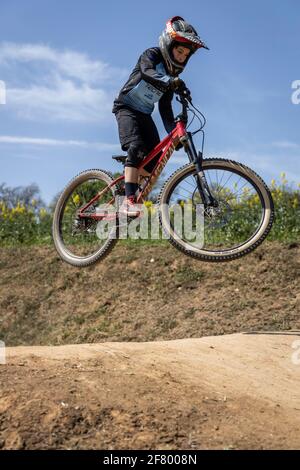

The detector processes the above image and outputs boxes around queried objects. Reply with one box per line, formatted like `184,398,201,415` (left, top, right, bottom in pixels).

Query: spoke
219,171,235,193
184,178,197,189
59,178,113,257
172,186,194,198
180,186,195,197
179,179,195,192
217,169,226,190
207,170,253,205
223,181,254,201
212,170,234,195
220,174,244,196
233,174,243,189
206,170,214,192
215,169,219,193
167,167,267,253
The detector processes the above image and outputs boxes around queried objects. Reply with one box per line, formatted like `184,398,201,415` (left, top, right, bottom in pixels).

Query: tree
0,182,45,210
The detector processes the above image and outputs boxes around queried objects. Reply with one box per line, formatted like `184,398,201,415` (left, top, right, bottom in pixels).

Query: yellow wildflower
72,194,80,205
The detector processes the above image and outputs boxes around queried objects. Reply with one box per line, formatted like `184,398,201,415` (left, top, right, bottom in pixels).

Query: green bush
0,174,299,246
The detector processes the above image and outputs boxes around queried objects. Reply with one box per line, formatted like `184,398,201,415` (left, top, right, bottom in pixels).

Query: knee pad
124,142,146,168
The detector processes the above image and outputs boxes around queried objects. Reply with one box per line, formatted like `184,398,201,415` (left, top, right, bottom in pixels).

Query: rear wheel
52,169,120,267
158,158,274,262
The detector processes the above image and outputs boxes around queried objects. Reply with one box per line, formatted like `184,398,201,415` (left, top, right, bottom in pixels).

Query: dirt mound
1,332,300,450
0,241,299,345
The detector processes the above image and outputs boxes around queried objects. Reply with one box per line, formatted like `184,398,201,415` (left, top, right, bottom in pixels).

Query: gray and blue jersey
112,47,176,134
122,62,170,114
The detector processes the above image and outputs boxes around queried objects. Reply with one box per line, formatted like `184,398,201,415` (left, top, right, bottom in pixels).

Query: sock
125,182,138,198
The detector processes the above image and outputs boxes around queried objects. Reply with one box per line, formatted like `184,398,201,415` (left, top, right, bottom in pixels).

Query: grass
183,307,197,319
175,266,204,283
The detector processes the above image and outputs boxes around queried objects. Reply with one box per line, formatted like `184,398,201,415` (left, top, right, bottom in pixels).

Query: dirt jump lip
4,331,300,411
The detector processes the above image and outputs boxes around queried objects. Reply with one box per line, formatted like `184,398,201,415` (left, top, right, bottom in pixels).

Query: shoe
119,196,143,217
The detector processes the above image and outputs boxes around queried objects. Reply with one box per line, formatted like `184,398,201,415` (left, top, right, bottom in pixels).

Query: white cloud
0,42,127,85
0,135,120,151
0,42,128,122
8,80,112,122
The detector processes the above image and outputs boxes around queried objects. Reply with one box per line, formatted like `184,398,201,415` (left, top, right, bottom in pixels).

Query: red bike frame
78,120,188,220
135,120,186,202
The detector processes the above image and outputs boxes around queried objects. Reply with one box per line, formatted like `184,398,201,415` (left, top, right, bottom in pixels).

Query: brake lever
183,89,192,103
175,91,192,104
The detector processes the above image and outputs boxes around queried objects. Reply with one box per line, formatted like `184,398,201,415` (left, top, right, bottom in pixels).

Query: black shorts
114,107,161,172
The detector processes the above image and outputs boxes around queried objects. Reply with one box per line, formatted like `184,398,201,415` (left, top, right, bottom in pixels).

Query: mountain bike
52,86,274,267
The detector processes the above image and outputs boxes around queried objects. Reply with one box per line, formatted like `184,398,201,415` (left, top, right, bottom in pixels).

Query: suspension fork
183,132,218,207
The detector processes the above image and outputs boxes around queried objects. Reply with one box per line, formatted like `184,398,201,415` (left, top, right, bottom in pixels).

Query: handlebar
181,88,192,103
174,87,191,124
175,86,192,103
174,86,206,134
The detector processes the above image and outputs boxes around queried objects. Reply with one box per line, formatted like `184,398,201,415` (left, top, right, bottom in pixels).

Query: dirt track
1,332,300,449
0,242,299,449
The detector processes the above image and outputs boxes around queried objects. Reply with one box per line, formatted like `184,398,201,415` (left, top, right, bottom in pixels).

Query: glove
169,77,186,92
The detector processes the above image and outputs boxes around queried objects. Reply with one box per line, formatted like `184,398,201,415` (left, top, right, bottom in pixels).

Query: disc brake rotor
191,188,232,229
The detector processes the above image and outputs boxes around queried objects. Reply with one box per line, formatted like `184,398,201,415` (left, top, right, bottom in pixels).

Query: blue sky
0,0,299,204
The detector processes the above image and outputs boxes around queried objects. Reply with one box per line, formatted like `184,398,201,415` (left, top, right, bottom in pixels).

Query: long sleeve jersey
112,47,176,133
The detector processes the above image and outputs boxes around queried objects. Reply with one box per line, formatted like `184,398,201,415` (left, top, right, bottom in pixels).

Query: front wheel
158,158,274,262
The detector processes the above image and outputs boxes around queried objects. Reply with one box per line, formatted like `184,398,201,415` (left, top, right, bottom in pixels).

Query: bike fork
185,132,218,207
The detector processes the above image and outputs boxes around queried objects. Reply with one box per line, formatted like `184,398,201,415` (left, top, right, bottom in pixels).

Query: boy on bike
112,16,208,216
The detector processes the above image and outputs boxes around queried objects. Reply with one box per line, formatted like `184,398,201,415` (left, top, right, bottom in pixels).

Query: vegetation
0,173,299,246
